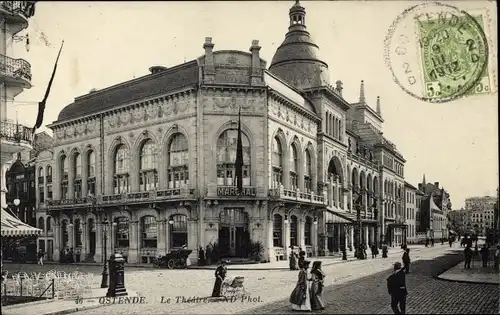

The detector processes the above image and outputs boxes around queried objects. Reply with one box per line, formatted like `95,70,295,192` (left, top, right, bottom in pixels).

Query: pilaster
128,220,139,263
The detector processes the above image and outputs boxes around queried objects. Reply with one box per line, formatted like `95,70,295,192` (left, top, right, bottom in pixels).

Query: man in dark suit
387,262,408,314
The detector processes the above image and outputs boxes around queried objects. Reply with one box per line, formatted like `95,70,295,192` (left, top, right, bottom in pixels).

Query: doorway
88,218,96,255
218,208,249,257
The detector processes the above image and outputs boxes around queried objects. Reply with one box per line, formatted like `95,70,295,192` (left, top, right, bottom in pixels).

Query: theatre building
37,1,407,264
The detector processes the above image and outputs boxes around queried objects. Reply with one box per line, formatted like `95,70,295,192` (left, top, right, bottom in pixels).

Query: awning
1,208,42,237
325,210,353,224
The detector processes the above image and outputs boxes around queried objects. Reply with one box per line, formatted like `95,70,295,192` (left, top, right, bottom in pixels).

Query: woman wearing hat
289,260,312,311
211,260,228,297
310,261,326,310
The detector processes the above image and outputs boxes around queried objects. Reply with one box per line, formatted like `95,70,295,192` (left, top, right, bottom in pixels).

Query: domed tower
269,0,330,90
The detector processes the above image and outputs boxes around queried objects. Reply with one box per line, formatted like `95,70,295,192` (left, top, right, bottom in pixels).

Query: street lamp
13,198,20,217
101,218,110,288
352,189,364,260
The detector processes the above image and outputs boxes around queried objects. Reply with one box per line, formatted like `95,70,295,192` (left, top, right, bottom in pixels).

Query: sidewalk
438,258,499,285
2,288,139,315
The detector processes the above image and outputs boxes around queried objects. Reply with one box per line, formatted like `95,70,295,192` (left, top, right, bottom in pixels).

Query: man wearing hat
387,261,407,314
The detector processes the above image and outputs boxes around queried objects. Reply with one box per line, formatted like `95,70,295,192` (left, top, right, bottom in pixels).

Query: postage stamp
384,1,495,103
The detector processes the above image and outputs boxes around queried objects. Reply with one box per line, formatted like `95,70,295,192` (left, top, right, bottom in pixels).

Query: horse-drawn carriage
153,249,192,269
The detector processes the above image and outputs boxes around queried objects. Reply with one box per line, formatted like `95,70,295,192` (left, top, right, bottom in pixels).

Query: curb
42,303,107,315
437,275,500,286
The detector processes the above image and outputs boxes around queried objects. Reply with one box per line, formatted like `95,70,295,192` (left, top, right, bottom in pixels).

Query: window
39,186,44,203
141,216,157,248
290,215,298,247
87,150,96,195
168,133,189,188
289,144,299,190
139,140,158,191
47,185,53,199
73,153,82,198
60,155,68,199
305,217,312,245
74,219,82,247
46,217,52,233
273,214,283,247
271,136,283,188
170,214,188,248
216,129,251,186
304,149,312,193
46,166,52,183
113,145,129,194
38,217,45,231
38,167,44,185
115,217,129,248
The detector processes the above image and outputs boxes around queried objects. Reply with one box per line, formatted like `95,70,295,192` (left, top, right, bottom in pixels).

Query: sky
7,1,498,208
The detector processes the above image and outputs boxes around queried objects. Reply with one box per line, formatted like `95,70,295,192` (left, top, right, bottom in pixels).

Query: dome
269,1,330,90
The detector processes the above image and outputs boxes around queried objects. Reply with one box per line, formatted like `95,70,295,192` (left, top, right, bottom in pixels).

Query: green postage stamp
417,14,490,100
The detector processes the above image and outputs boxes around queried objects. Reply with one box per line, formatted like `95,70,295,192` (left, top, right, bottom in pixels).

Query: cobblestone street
59,246,467,314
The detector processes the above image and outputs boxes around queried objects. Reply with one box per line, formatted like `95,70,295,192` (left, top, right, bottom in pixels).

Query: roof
1,208,42,237
404,181,418,190
54,60,199,123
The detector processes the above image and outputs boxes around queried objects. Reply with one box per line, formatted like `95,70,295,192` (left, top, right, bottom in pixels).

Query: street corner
437,261,500,285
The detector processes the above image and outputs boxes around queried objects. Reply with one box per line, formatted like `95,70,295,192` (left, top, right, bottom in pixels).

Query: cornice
48,85,198,129
267,89,320,122
303,86,351,111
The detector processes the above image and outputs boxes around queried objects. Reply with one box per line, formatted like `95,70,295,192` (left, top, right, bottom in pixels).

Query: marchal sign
217,187,256,197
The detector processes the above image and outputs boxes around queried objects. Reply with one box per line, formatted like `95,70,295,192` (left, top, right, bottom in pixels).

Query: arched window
271,137,283,188
167,133,189,189
290,215,298,247
46,216,52,233
289,144,299,190
46,165,52,183
38,217,45,231
216,129,251,186
113,145,129,194
87,150,96,195
115,217,129,248
38,167,45,203
37,167,44,185
61,220,69,248
73,153,82,198
169,214,188,248
74,219,82,247
60,155,68,199
304,149,312,193
305,217,312,245
273,214,283,247
139,140,158,191
141,216,157,248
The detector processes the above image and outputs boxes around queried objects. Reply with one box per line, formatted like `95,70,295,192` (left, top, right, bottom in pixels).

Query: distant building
448,208,468,235
404,181,417,243
417,175,450,240
465,195,497,235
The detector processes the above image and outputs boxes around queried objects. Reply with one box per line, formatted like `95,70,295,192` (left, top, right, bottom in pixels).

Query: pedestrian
480,244,489,268
198,246,205,266
449,237,453,248
289,260,311,311
441,238,444,245
371,243,378,258
402,248,411,274
289,249,298,270
298,250,305,269
464,244,473,269
310,261,325,310
474,244,479,257
382,243,388,258
363,243,368,259
493,245,500,271
211,260,228,297
431,238,434,247
425,238,429,248
387,261,408,314
37,249,45,265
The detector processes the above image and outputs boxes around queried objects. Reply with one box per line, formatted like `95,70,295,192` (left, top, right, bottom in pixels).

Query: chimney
250,40,262,85
359,80,365,103
434,182,439,188
376,96,382,116
203,37,215,83
335,80,343,97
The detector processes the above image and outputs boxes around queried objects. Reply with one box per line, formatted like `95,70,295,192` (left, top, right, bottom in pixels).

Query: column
267,217,274,262
284,217,291,259
365,226,369,245
105,224,112,260
82,222,87,257
312,222,318,256
299,218,306,249
157,221,166,256
94,222,103,263
165,221,171,254
328,179,333,207
0,162,12,209
349,227,354,251
68,224,74,249
53,222,61,261
344,225,349,250
187,219,198,250
129,221,139,263
110,223,116,254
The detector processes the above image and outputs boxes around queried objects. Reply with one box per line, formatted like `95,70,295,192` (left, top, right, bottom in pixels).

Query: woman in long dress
211,260,227,297
310,261,326,310
289,250,298,270
290,260,311,311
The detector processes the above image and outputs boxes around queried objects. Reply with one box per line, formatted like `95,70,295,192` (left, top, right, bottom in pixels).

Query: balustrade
268,186,327,205
0,54,32,82
0,120,33,144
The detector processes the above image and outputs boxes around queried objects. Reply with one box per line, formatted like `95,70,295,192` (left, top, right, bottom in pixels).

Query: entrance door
219,208,249,257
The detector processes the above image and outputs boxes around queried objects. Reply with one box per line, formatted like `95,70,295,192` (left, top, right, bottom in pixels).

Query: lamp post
13,198,20,217
352,189,364,259
101,217,110,288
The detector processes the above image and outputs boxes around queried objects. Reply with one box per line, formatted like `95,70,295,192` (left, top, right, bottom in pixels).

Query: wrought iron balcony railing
269,185,327,205
0,120,33,144
0,54,32,82
0,1,36,18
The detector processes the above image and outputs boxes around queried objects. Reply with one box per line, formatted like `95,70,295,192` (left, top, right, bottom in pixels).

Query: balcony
0,55,32,87
0,2,36,33
0,120,33,159
269,185,327,206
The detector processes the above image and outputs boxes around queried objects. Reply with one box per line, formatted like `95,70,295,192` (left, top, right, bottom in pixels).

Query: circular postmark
384,1,489,103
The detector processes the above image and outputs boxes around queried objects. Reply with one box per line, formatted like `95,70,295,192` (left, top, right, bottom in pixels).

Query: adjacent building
465,195,497,235
36,1,408,264
448,208,468,236
417,176,450,240
404,182,417,243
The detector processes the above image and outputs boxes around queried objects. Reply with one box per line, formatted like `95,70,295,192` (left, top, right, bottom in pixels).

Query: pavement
1,244,458,315
438,254,499,285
